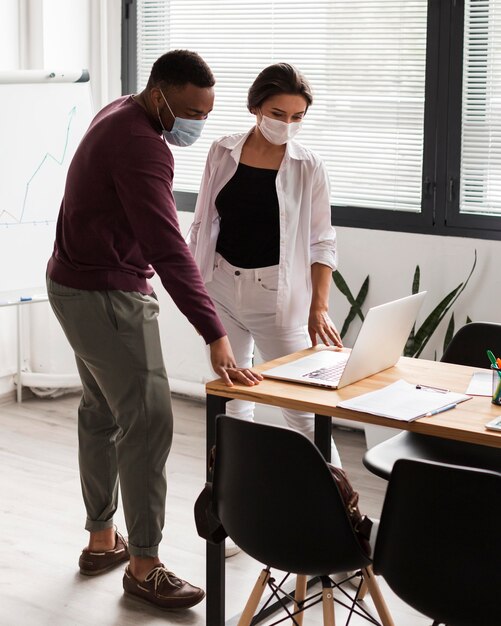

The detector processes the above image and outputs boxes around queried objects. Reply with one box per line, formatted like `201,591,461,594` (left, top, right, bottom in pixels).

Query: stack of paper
338,379,472,422
466,371,492,396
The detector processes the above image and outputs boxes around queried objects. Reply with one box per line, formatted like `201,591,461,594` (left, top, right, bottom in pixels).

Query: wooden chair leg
294,574,308,626
237,568,271,626
322,586,336,626
357,575,369,600
361,566,395,626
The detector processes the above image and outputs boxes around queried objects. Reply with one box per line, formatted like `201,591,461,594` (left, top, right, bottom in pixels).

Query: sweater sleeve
113,134,226,344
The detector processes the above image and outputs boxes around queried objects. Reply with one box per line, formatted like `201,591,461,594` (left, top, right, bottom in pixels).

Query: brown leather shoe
79,530,129,576
123,565,205,610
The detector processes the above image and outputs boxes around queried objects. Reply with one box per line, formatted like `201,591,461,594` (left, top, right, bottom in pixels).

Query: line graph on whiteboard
0,80,93,292
0,106,80,227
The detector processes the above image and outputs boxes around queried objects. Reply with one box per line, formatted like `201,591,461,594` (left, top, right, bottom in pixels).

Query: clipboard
338,379,472,422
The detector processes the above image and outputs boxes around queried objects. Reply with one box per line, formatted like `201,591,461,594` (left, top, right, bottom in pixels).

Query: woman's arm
309,262,343,347
307,157,342,347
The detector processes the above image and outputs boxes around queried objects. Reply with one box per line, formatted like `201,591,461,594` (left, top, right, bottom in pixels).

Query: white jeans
207,254,341,467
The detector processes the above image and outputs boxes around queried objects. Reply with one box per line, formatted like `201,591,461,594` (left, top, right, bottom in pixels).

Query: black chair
440,321,501,368
373,459,501,626
363,321,501,480
212,415,394,626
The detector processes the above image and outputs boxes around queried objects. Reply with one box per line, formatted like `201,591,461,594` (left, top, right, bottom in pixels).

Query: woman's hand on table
308,308,343,348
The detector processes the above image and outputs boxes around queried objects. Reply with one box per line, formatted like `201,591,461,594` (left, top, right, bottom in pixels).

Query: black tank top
215,162,280,268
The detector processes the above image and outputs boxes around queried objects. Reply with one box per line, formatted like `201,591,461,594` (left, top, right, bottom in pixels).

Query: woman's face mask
258,113,303,145
158,90,206,147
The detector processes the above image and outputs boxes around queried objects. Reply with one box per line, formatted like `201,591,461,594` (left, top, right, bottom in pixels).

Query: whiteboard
0,72,94,293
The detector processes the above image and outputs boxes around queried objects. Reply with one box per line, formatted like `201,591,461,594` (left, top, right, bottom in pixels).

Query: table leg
206,393,228,626
314,414,332,462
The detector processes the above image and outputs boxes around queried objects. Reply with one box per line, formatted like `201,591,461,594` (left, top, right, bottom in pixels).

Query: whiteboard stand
0,294,49,402
0,70,91,402
16,302,23,403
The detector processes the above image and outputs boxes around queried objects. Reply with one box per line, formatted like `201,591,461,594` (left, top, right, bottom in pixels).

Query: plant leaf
412,286,462,357
332,270,356,305
353,276,369,322
412,249,477,358
443,314,455,354
340,312,355,338
404,267,421,355
404,330,416,357
339,275,369,337
412,266,420,295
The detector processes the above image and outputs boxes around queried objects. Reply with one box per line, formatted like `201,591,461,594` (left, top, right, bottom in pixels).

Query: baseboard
0,389,16,405
0,386,40,405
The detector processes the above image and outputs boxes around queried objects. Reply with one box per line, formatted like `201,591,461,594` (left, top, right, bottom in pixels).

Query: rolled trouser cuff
85,518,115,532
128,543,160,558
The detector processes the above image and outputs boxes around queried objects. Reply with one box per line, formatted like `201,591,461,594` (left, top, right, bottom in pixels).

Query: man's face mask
158,90,206,147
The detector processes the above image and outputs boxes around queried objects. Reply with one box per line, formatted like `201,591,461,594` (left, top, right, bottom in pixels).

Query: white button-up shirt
188,130,337,327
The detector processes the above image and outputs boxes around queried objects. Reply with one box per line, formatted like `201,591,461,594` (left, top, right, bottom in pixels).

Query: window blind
460,0,501,215
136,0,428,212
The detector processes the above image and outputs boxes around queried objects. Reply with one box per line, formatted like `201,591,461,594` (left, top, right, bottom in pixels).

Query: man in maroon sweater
46,50,261,610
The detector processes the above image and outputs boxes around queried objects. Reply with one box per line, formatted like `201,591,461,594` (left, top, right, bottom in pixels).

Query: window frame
121,0,501,241
121,0,137,95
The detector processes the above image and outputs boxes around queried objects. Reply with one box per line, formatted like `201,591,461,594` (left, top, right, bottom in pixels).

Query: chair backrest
373,459,501,626
213,415,372,575
441,321,501,368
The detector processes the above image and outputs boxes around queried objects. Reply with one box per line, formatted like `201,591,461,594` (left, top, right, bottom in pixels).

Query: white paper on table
466,371,492,396
338,379,472,422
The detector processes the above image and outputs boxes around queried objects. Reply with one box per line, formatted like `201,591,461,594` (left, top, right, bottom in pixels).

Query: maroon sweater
47,95,225,344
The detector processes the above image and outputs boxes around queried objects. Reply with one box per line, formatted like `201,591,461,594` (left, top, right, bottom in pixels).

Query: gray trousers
47,277,173,557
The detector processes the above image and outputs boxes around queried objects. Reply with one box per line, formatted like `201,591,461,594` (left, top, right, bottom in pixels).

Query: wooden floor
0,392,430,626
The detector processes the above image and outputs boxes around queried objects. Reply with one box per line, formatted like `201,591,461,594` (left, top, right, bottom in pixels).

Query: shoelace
144,566,183,590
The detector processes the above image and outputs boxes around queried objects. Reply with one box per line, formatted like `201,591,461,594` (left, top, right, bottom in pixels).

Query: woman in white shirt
189,63,343,466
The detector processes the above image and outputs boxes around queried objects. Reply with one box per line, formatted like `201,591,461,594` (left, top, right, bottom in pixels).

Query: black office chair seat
363,431,501,480
212,415,394,626
373,459,501,626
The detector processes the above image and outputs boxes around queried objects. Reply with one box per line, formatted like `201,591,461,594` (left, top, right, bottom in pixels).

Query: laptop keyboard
303,361,347,383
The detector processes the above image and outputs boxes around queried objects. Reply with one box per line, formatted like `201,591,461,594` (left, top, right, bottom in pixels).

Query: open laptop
263,291,427,389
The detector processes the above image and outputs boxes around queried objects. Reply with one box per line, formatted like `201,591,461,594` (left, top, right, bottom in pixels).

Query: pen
487,350,501,379
416,384,449,393
424,402,458,417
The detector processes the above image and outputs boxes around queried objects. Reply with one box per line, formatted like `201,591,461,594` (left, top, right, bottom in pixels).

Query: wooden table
205,348,501,625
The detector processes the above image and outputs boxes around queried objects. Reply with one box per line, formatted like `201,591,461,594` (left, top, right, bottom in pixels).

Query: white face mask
258,114,303,145
158,90,206,147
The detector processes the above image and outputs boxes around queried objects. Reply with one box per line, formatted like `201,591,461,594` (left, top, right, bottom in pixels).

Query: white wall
0,0,20,68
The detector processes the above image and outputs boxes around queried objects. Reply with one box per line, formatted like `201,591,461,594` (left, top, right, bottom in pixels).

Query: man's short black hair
147,49,215,90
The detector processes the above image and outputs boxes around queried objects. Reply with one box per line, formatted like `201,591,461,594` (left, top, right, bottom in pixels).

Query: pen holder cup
491,365,501,405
